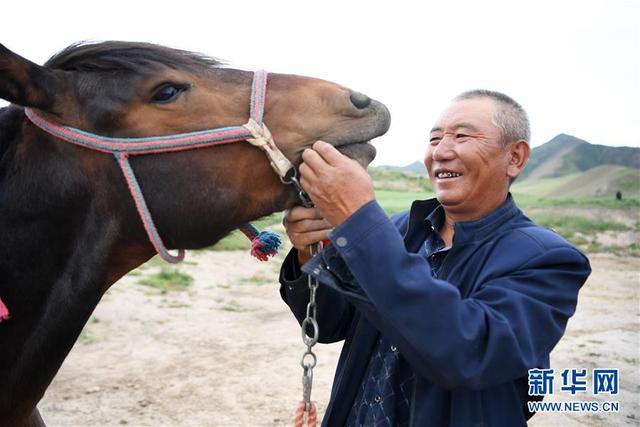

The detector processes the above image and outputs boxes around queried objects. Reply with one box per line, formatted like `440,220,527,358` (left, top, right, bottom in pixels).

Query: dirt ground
39,250,639,427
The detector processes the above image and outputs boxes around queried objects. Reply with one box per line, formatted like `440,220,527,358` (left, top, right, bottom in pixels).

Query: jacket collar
406,193,520,246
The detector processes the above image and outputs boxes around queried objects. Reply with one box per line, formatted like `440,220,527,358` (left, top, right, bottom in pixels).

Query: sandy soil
38,250,639,427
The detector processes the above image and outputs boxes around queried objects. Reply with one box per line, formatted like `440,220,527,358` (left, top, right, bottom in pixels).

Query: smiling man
279,90,591,427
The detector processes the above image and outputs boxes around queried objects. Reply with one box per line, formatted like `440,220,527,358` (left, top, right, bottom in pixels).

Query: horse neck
0,113,296,424
0,118,140,424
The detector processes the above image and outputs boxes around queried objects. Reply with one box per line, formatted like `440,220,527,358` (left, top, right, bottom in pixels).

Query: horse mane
45,41,223,74
0,42,225,177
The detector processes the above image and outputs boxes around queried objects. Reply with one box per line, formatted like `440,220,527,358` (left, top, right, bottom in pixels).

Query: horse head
0,41,390,269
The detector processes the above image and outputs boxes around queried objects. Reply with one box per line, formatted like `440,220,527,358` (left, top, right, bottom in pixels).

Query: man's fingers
298,161,318,184
285,206,324,223
284,207,332,249
291,229,331,249
287,218,332,234
312,140,347,166
301,146,331,174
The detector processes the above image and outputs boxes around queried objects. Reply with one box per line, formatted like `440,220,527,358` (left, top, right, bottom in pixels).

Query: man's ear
506,140,531,180
0,43,66,111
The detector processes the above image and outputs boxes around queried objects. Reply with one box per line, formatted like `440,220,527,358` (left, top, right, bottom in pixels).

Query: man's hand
283,206,333,265
299,141,375,226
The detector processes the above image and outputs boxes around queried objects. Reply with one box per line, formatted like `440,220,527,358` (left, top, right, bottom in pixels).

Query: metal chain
300,241,322,412
284,166,321,421
281,169,313,208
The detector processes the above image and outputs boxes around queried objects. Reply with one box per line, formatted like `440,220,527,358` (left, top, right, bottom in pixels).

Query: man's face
425,97,512,220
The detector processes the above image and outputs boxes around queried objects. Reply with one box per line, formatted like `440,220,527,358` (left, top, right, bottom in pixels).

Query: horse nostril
349,91,371,109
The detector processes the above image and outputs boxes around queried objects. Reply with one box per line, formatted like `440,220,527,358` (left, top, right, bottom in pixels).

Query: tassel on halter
0,296,9,323
239,223,282,261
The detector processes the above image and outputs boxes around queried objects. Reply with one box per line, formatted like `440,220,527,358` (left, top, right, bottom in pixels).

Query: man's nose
431,136,456,161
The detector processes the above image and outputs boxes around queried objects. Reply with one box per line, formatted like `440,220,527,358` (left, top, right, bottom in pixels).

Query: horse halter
24,70,296,263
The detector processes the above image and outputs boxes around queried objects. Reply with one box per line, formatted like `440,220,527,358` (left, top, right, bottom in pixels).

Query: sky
1,0,638,166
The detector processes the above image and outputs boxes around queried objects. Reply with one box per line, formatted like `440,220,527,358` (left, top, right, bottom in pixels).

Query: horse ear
0,43,65,111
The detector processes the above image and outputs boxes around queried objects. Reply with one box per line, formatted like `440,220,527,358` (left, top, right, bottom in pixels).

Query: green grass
210,213,284,251
236,272,273,286
369,167,432,192
511,174,579,197
599,243,640,257
375,189,433,216
219,299,249,312
527,214,629,238
211,230,251,251
512,193,640,210
79,315,100,344
78,328,95,344
139,267,193,293
251,213,283,229
522,211,638,255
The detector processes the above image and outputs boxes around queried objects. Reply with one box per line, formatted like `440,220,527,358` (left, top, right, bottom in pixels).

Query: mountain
520,134,640,180
514,134,640,198
548,165,640,197
378,161,427,174
514,165,640,198
399,161,427,174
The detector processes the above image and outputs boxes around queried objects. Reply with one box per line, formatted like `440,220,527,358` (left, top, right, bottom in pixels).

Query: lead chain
298,241,322,424
287,168,320,426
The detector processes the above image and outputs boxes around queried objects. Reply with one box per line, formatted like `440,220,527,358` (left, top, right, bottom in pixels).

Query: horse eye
151,84,189,104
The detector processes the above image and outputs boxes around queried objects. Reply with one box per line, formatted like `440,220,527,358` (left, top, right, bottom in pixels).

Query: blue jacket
279,196,591,427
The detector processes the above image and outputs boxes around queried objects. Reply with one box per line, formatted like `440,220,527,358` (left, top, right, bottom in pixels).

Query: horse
0,41,390,427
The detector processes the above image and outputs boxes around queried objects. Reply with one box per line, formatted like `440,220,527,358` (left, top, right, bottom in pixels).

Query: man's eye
455,133,469,139
151,84,190,104
429,136,441,144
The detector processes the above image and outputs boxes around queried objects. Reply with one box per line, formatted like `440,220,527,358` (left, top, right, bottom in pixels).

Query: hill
378,161,427,175
520,134,640,180
514,134,640,198
513,165,640,198
549,165,640,197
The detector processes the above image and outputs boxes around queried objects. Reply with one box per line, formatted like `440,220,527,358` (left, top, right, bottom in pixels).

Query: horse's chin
336,142,377,168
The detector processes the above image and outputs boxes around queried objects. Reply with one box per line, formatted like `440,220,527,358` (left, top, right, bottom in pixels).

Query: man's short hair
454,90,530,146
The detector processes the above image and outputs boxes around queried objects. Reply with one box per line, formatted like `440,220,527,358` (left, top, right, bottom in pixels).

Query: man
279,91,591,426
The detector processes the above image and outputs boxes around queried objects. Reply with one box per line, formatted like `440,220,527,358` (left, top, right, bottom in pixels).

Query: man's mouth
435,170,463,179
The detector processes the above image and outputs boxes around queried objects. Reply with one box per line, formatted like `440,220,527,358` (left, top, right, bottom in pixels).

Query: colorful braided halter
23,70,289,264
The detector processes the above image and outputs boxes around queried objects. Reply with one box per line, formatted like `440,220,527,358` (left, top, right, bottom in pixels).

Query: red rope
293,400,317,427
0,296,9,322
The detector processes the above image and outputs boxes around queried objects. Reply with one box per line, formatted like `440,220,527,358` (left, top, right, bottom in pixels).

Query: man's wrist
327,195,376,226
